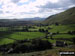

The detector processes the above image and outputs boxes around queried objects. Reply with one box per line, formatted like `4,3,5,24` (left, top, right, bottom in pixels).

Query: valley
0,7,75,56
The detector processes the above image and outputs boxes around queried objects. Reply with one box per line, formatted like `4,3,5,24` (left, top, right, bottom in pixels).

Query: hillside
44,7,75,24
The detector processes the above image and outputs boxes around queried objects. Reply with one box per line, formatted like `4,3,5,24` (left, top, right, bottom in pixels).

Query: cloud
0,10,3,14
0,0,75,19
71,0,75,4
11,0,20,3
38,0,75,9
37,0,75,16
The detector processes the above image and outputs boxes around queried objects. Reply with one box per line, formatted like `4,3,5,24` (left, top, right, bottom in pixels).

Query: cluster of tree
22,27,29,32
28,26,36,29
0,31,13,38
39,29,48,33
5,26,29,32
39,29,45,32
68,31,75,35
0,39,53,54
55,22,59,26
47,27,52,30
72,37,75,44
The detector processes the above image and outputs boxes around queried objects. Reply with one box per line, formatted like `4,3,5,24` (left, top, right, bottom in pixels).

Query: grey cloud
11,0,20,3
0,11,3,14
37,0,75,15
37,0,75,10
38,3,66,9
37,2,66,14
71,0,75,4
6,11,11,13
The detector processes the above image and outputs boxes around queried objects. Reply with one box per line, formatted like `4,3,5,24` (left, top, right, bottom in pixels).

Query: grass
48,24,75,33
42,38,56,43
0,24,75,56
0,27,8,31
10,32,45,40
0,38,14,45
29,28,38,31
0,32,45,45
42,38,73,45
48,34,75,44
0,24,75,45
53,34,75,39
42,33,75,44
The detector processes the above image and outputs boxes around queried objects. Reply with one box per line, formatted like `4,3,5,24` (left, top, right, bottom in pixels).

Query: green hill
44,7,75,24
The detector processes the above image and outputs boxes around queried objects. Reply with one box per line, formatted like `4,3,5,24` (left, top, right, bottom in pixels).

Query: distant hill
21,17,45,21
43,7,75,24
0,17,46,26
0,19,34,27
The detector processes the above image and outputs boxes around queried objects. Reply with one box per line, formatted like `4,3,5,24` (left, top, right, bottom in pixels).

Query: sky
0,0,75,19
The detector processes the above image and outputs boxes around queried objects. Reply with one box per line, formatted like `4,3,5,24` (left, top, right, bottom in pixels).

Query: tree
45,29,48,33
55,22,59,26
72,37,75,44
68,31,72,34
47,27,51,30
22,26,29,32
39,29,45,32
72,31,75,34
32,39,53,50
57,31,59,34
50,35,54,40
68,31,75,35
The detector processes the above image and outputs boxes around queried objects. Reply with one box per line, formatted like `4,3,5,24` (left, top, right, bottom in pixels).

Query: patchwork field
0,24,75,56
0,32,45,45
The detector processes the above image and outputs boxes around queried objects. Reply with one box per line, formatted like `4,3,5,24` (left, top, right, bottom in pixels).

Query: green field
0,32,45,45
0,27,9,31
48,24,75,33
10,32,45,40
53,34,75,39
0,24,75,45
0,38,14,45
0,24,75,56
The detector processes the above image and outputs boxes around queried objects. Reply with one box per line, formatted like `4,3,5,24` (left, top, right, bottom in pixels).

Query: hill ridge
44,7,75,24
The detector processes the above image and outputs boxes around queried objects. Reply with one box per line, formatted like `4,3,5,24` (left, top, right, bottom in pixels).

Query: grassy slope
44,7,75,24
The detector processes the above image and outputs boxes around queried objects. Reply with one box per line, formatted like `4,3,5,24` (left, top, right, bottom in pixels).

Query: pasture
48,24,75,33
0,32,45,45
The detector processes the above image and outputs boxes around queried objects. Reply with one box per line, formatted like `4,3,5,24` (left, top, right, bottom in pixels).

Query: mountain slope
44,7,75,24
